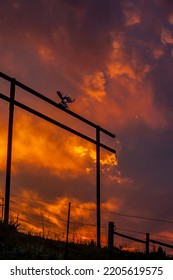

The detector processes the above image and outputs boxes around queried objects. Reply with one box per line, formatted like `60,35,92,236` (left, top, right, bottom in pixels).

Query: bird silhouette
57,91,75,109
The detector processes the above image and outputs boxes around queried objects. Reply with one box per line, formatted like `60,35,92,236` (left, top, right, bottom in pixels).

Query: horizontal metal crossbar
0,72,116,138
0,92,116,154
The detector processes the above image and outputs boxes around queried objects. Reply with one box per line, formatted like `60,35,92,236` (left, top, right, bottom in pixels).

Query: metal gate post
96,126,101,247
4,79,15,224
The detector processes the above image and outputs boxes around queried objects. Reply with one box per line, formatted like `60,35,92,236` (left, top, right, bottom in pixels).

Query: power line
10,204,173,246
10,193,69,207
101,210,173,224
70,220,96,227
2,192,173,225
117,227,145,235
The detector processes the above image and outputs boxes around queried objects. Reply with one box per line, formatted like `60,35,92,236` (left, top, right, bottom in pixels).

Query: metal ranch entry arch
0,72,116,247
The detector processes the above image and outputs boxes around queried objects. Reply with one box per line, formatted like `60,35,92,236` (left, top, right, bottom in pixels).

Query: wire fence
0,192,173,255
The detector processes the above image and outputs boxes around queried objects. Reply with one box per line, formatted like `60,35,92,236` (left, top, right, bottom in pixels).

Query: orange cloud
0,110,117,179
161,28,173,45
0,136,7,171
11,114,91,177
101,39,169,129
81,71,106,102
72,35,170,131
123,1,141,26
158,231,173,240
153,47,165,59
108,38,152,81
168,13,173,25
109,174,133,185
38,45,56,63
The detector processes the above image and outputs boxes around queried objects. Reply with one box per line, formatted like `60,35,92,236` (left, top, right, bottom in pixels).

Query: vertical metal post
96,126,101,248
146,232,150,254
4,79,15,224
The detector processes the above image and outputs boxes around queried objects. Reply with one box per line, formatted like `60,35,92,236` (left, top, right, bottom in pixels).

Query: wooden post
4,79,15,224
146,232,150,254
66,202,71,244
96,126,101,248
108,221,114,249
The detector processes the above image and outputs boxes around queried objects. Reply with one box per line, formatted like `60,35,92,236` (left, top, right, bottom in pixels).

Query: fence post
108,221,114,249
146,232,150,254
65,202,71,259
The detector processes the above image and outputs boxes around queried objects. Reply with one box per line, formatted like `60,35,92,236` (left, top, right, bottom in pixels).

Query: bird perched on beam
57,91,75,109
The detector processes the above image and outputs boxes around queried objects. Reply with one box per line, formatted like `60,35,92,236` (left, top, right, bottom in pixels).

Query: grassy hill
0,222,172,260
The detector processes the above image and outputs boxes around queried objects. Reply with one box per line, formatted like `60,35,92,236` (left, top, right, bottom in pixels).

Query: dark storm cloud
116,121,173,231
150,55,173,112
0,0,125,73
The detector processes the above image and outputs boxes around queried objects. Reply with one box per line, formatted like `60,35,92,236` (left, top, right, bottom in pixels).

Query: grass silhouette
0,221,172,260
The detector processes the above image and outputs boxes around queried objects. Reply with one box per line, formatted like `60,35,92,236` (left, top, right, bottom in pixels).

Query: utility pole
96,126,101,248
4,79,15,224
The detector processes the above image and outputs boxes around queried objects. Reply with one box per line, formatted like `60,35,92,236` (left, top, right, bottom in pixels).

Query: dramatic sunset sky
0,0,173,249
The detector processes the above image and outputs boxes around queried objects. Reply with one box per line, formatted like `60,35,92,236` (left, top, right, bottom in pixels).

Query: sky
0,0,173,250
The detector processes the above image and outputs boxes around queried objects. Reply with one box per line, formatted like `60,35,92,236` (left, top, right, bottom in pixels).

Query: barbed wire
1,192,173,243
